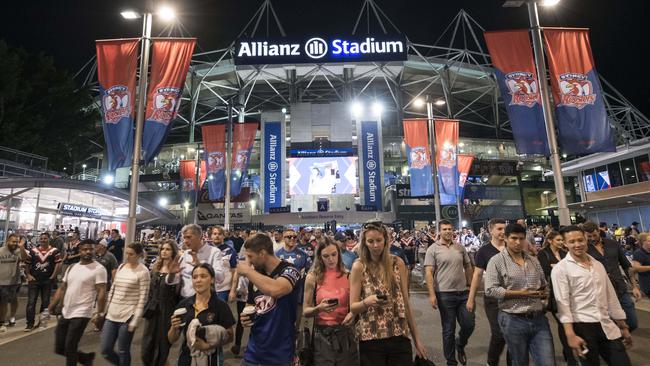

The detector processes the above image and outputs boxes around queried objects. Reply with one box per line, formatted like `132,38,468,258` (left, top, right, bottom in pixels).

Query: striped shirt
484,249,546,314
106,263,151,327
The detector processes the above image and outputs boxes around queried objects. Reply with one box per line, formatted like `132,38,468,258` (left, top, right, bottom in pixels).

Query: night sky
1,0,648,116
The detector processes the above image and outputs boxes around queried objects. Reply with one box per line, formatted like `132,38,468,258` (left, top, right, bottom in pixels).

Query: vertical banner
484,30,549,156
201,124,227,200
142,38,196,164
360,120,382,210
262,118,284,213
230,122,258,197
435,119,459,205
403,119,434,197
180,159,197,206
96,39,140,171
457,154,474,199
543,28,615,154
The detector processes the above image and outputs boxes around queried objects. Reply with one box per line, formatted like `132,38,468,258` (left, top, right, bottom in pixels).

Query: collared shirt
424,240,471,292
551,253,626,340
176,243,225,298
587,239,631,297
484,249,546,314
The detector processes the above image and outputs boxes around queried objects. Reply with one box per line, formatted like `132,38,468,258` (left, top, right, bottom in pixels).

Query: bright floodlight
158,5,176,21
158,197,169,207
462,220,468,227
413,98,425,108
183,200,190,209
434,99,446,106
540,0,561,6
82,164,87,168
281,107,287,114
351,102,363,118
371,102,384,116
103,175,114,185
120,10,141,19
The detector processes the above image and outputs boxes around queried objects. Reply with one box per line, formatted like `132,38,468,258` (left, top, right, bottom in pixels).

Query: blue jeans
498,312,555,366
100,319,135,365
618,293,637,331
437,291,475,366
216,290,230,302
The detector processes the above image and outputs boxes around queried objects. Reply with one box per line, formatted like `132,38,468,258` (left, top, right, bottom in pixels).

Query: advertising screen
289,157,357,195
583,172,597,192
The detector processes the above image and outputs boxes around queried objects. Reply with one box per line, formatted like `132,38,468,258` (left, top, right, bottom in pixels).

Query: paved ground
2,280,650,365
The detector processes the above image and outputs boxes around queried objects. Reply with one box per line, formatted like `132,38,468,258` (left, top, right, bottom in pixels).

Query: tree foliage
0,40,100,171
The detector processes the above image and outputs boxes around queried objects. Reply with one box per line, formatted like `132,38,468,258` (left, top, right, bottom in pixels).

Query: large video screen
289,157,358,195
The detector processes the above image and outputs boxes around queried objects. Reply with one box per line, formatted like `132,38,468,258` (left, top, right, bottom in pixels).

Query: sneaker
80,352,95,366
8,317,16,327
24,325,34,332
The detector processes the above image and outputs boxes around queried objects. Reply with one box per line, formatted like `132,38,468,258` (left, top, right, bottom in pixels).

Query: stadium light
434,99,446,106
158,197,169,207
540,0,560,6
413,98,425,108
120,10,141,19
103,174,114,185
371,102,384,116
351,102,363,118
157,5,176,21
281,107,287,114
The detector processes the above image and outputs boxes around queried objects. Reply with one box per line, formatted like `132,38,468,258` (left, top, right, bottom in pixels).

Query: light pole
503,0,570,225
82,164,87,181
415,96,442,227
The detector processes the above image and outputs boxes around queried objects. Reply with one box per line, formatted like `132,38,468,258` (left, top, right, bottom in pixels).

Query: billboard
288,157,358,195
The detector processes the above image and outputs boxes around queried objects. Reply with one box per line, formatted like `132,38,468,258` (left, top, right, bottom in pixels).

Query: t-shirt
63,240,80,265
424,242,471,292
245,261,300,365
276,247,312,303
297,242,315,259
62,261,107,319
216,242,238,293
0,246,21,286
95,251,119,285
474,242,502,270
341,249,358,271
633,248,650,293
26,246,62,282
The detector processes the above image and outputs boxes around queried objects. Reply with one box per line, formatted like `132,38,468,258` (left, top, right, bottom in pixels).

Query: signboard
395,184,433,199
196,205,251,225
263,121,283,212
269,206,291,214
289,148,354,157
59,203,103,219
360,120,382,210
470,160,518,176
234,35,408,65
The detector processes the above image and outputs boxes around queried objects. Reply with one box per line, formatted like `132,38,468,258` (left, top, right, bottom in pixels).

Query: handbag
414,356,436,366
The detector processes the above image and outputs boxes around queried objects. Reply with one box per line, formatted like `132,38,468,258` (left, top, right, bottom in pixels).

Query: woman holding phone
349,221,428,365
303,237,358,365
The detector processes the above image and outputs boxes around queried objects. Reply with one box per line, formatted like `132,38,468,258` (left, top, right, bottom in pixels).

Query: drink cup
173,308,188,327
242,305,257,323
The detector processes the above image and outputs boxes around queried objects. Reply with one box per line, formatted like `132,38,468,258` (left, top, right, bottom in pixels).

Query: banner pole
527,2,570,226
126,12,152,244
193,143,201,224
427,96,442,228
224,99,233,230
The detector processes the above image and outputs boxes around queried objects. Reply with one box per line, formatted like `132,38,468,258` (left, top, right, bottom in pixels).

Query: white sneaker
0,325,7,333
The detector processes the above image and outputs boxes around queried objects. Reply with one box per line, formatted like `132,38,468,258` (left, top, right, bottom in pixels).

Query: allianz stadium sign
234,35,408,65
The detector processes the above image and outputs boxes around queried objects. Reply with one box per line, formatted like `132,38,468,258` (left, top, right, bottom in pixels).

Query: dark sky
1,0,649,115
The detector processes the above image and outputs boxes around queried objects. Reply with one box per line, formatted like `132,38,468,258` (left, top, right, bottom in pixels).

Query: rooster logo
102,85,131,124
558,73,596,109
505,72,539,107
409,147,429,169
150,87,182,124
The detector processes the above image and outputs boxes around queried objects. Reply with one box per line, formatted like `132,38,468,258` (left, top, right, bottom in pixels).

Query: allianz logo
237,37,405,60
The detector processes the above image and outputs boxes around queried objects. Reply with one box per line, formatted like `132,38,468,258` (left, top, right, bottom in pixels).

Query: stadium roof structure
77,0,650,151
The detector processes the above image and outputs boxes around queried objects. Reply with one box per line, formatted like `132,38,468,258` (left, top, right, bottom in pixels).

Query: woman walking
538,231,577,366
141,241,182,366
100,243,151,366
349,221,428,365
303,237,359,365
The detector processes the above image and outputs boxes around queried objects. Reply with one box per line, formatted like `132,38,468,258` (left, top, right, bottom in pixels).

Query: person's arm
51,260,63,280
129,268,151,331
423,246,437,308
619,245,641,300
211,249,226,284
397,257,428,358
303,273,335,317
48,281,67,313
168,307,184,343
467,267,483,312
462,248,474,286
237,262,295,298
349,261,381,315
631,260,650,273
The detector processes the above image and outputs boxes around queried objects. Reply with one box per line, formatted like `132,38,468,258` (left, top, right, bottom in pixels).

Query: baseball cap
334,231,347,241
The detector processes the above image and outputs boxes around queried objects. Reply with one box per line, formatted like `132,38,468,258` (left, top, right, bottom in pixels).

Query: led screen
288,157,358,195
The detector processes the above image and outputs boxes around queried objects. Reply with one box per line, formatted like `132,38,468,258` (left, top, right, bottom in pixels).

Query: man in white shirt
176,224,226,298
552,225,632,366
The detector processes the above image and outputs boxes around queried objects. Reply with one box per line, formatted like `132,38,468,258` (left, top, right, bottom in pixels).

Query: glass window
635,154,650,182
607,162,623,187
620,158,637,185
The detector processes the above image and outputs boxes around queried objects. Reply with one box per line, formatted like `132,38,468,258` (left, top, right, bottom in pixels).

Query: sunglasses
284,235,298,240
363,221,384,230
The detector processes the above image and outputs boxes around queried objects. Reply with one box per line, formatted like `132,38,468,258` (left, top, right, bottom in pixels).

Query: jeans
26,279,52,327
572,322,630,366
484,296,510,366
618,293,637,331
216,290,230,302
55,317,94,366
497,312,555,366
437,291,475,366
100,319,135,365
358,336,413,366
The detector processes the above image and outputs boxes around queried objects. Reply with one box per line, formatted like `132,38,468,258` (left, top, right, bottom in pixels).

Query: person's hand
240,313,253,328
237,260,252,277
414,339,428,359
633,287,642,302
48,303,56,314
170,314,183,330
316,298,338,313
428,295,438,310
361,294,383,308
567,333,587,359
342,312,355,326
621,327,633,347
193,338,211,351
228,289,237,303
168,258,182,274
27,274,36,283
128,323,136,332
90,313,104,329
466,298,475,312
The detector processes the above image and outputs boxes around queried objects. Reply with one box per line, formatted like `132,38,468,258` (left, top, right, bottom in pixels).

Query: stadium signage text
59,203,103,218
235,35,408,65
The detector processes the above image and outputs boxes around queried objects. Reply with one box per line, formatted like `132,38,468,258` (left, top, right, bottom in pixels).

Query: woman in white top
100,243,151,365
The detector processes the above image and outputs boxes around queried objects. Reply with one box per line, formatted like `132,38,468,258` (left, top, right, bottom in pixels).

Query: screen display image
596,170,611,190
583,173,596,192
289,157,358,195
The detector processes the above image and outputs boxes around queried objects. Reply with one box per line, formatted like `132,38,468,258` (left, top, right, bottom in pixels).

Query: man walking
49,239,107,366
176,224,225,298
424,219,475,365
484,224,555,366
0,233,26,331
107,229,124,264
552,225,632,366
24,232,62,330
276,228,312,329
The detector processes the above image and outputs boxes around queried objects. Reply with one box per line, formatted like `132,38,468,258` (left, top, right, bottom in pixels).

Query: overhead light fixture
627,201,633,204
158,197,169,207
351,102,363,118
434,99,446,106
371,102,384,116
458,142,465,147
562,153,567,158
543,190,551,194
157,5,176,21
281,107,287,114
103,175,114,185
120,10,141,19
540,0,561,6
413,98,425,108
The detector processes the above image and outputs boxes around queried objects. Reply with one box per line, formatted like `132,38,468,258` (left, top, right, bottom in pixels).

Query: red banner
142,38,196,164
180,159,206,192
96,39,140,171
201,124,227,200
457,154,474,197
435,119,459,204
230,122,259,196
403,119,433,197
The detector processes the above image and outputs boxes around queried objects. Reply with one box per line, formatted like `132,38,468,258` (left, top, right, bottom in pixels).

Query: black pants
572,322,630,366
234,300,246,346
26,280,52,327
55,317,94,366
359,336,413,366
483,296,511,366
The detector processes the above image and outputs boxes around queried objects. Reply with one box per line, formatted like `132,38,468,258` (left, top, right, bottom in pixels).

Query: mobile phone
580,345,589,355
376,293,387,301
326,298,339,305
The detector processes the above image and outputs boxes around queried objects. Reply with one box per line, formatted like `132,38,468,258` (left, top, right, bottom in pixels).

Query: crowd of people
0,218,647,366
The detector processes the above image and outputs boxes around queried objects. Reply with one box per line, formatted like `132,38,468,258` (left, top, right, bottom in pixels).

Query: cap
632,221,639,226
334,231,347,241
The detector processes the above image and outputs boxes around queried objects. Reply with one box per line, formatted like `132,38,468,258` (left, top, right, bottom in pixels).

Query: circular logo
366,160,377,170
304,38,328,59
268,162,278,172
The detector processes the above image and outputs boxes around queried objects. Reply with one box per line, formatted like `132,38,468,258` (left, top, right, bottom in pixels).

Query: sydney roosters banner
484,30,549,156
201,124,227,200
457,154,474,199
96,39,139,171
403,119,434,197
180,159,206,206
543,29,614,154
230,123,258,197
435,119,459,205
142,39,196,164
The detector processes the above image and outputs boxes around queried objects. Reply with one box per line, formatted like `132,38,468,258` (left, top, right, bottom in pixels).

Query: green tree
0,40,100,172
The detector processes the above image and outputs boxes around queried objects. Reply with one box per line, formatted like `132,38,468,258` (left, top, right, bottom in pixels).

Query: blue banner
403,119,434,197
360,121,382,210
263,121,283,213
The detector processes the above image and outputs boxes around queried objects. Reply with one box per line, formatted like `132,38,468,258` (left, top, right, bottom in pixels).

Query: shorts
0,284,21,303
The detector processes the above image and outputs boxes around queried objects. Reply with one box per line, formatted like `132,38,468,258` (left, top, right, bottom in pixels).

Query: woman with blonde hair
349,221,428,365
